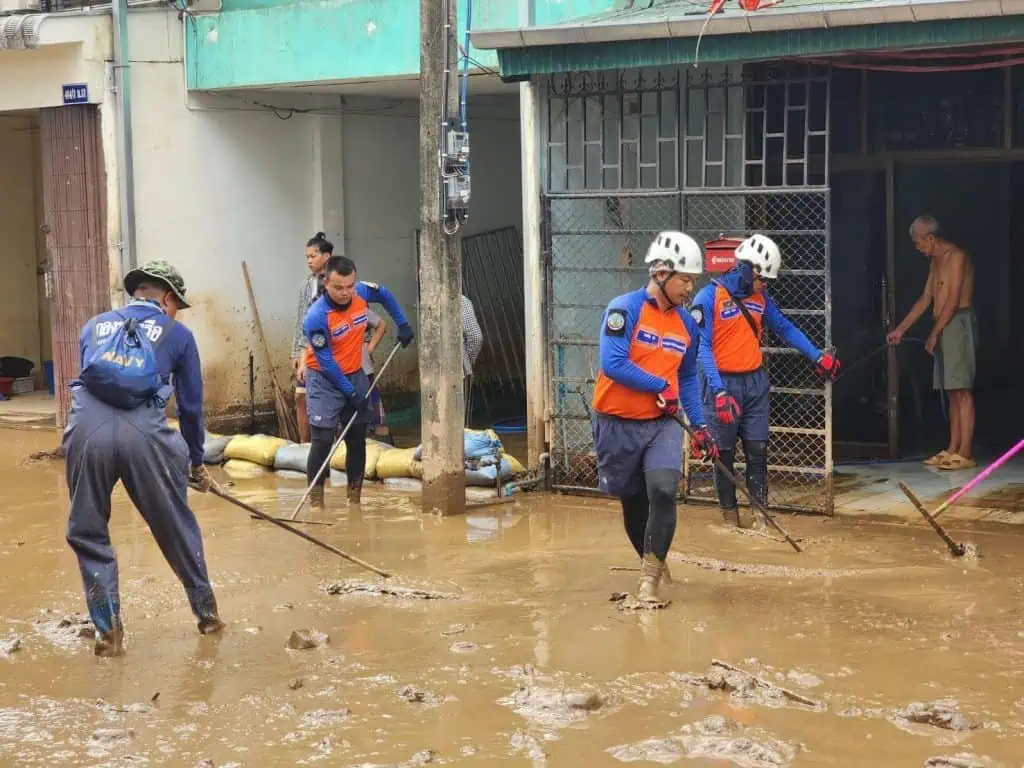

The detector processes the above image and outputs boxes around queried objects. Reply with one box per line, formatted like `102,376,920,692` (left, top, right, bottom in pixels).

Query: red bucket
0,377,13,398
704,237,742,273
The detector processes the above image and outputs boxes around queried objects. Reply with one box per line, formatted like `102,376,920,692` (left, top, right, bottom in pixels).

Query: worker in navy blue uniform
303,255,414,504
64,261,223,658
690,234,841,528
592,232,719,604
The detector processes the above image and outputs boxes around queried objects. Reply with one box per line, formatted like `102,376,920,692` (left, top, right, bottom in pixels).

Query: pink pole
932,438,1024,520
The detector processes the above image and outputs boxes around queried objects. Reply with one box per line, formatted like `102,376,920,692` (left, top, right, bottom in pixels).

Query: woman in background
292,232,332,443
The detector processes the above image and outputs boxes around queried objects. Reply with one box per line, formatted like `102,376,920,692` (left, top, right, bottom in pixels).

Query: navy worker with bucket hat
63,260,224,657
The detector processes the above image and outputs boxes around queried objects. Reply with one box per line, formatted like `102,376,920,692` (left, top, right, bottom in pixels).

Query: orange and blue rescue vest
592,289,705,423
303,282,409,397
690,269,819,394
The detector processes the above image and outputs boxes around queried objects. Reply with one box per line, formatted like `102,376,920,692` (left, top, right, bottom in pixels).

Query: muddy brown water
2,431,1024,766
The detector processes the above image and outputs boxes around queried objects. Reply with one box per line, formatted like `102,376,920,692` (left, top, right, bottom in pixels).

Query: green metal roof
492,15,1024,77
469,0,1024,78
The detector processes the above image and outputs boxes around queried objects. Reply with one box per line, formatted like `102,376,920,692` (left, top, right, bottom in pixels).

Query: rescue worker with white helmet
592,231,719,604
690,234,840,528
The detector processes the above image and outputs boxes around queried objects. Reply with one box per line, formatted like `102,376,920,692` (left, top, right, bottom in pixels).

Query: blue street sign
62,84,89,105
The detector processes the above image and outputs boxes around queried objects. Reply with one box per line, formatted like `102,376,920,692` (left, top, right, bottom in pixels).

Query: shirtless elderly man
888,216,978,470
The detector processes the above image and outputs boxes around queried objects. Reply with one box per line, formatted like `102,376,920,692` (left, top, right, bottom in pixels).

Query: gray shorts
934,308,978,391
305,368,370,430
591,413,682,499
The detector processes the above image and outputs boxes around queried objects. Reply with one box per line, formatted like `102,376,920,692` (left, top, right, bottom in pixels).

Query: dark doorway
830,169,889,458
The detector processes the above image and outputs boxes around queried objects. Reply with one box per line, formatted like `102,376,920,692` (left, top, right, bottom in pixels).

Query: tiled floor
834,450,1024,523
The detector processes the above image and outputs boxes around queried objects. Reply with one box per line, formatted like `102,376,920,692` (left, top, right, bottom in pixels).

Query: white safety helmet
644,231,703,276
734,234,782,280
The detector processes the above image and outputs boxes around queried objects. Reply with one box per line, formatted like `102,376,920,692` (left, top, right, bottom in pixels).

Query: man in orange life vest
690,234,840,528
303,255,414,503
592,231,719,604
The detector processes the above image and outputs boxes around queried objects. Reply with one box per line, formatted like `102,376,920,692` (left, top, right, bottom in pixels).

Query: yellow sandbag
502,453,526,475
410,460,423,479
222,459,269,480
328,439,389,476
223,434,288,467
329,443,348,471
364,441,386,479
376,447,419,479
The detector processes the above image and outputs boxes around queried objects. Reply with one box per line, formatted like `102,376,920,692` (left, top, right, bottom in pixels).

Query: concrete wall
185,0,617,91
128,8,342,419
340,95,522,391
0,8,524,417
0,15,110,111
0,115,44,367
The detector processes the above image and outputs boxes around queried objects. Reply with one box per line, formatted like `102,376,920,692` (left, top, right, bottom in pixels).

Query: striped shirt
291,273,322,358
462,295,483,377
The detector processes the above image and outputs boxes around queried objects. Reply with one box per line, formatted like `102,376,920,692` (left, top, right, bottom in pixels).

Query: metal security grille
542,64,833,513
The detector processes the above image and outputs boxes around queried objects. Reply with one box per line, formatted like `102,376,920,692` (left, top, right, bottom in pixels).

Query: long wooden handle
675,415,801,554
897,481,965,557
204,483,392,578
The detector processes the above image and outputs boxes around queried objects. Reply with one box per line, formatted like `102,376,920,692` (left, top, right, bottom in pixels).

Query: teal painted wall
186,0,620,90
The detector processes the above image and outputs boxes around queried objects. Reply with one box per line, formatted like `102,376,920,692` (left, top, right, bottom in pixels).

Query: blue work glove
347,390,367,414
397,323,415,348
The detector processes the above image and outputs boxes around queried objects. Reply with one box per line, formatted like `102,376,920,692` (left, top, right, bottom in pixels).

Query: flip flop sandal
937,454,977,471
923,451,951,466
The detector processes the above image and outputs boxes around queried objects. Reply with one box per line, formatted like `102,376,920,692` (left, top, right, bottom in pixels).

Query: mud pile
608,715,797,767
675,660,825,711
323,580,455,601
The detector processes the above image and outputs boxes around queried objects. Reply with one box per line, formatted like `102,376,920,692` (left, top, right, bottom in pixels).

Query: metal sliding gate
543,65,834,513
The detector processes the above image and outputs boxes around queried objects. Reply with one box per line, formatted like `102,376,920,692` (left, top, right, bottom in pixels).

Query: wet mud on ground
2,431,1024,766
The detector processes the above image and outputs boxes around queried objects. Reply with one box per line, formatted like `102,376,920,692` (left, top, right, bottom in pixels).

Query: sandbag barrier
170,421,527,491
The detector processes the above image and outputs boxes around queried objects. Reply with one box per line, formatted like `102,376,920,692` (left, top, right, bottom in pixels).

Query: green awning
495,16,1024,77
469,0,1024,79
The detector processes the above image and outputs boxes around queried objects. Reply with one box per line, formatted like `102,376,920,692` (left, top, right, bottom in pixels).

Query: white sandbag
274,442,311,473
465,458,514,487
203,435,232,465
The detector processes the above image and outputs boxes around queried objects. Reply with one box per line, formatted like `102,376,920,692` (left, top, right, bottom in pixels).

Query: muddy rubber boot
662,560,673,586
346,483,362,505
309,485,325,509
721,507,740,527
636,554,665,603
94,627,125,658
197,616,226,635
737,506,756,529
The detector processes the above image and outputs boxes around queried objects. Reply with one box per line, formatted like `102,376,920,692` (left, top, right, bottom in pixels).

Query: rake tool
288,342,402,521
197,481,391,577
671,413,802,553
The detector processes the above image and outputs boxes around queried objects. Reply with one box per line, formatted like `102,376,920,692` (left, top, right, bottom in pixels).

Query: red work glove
816,352,841,381
690,425,719,461
656,384,679,417
714,391,741,424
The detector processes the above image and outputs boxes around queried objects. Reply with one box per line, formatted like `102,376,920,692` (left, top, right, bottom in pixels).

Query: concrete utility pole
418,0,466,516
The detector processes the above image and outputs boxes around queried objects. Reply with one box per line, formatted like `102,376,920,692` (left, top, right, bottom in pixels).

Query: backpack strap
712,279,761,342
113,309,176,349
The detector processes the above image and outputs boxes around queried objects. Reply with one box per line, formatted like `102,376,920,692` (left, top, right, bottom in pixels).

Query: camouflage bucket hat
123,260,191,309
